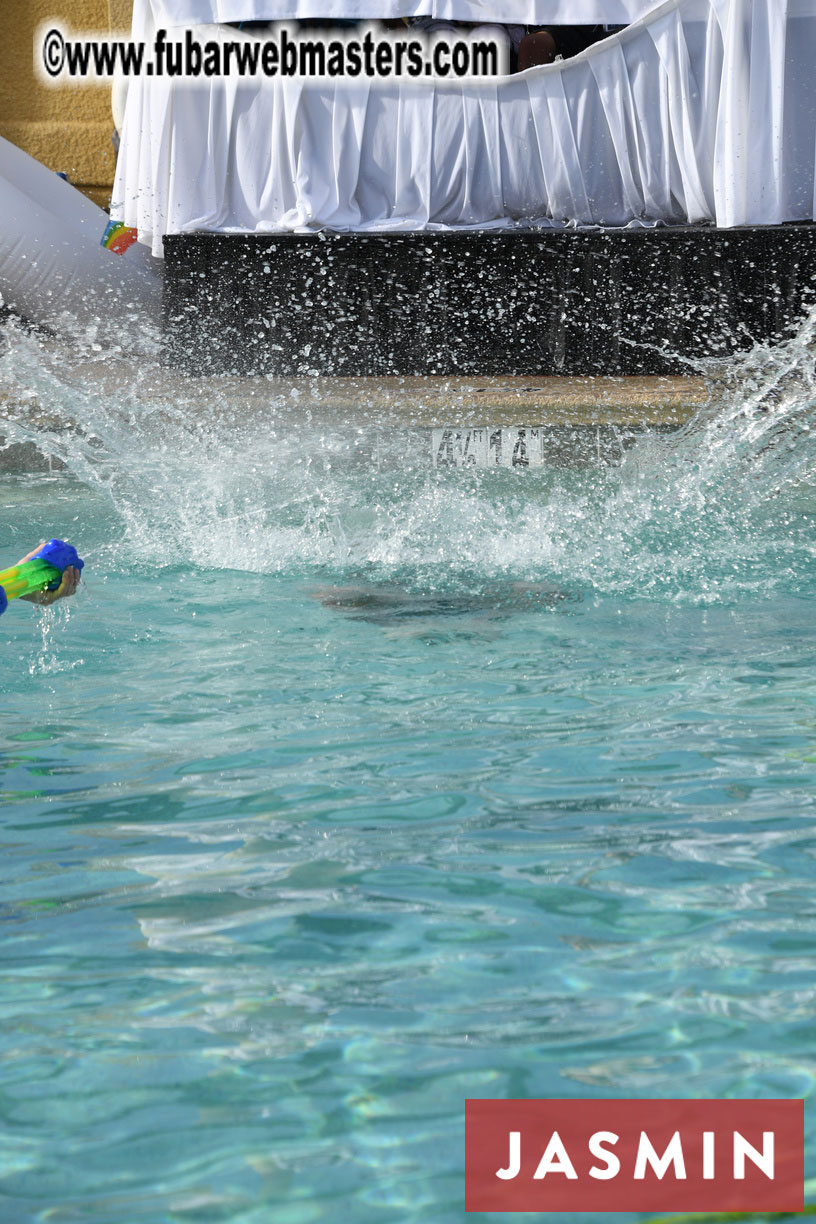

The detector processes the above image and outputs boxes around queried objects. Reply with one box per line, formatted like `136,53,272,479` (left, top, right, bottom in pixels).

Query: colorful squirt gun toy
0,540,84,615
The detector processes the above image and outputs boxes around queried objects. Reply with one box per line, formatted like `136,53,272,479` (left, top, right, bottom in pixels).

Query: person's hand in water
17,546,81,606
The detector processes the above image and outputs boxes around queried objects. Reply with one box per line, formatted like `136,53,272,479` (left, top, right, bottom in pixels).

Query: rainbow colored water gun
0,540,84,615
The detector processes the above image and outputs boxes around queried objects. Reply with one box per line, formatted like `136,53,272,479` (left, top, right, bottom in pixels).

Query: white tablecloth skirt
113,0,816,255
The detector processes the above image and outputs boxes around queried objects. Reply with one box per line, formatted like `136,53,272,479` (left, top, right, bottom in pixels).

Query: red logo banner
465,1099,803,1213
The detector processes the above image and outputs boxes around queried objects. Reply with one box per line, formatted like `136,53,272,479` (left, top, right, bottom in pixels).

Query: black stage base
163,225,816,377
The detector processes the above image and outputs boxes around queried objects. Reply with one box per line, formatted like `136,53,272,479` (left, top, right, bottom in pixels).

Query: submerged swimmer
312,580,579,625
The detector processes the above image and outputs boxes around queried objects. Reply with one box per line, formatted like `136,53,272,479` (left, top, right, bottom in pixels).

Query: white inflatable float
0,135,161,349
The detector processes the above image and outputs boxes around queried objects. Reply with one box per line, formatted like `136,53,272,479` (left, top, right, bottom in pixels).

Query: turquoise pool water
2,318,816,1223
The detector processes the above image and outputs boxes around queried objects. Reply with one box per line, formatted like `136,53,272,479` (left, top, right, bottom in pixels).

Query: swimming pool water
2,318,815,1223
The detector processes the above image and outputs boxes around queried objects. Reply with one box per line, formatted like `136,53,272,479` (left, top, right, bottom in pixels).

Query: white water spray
2,306,815,604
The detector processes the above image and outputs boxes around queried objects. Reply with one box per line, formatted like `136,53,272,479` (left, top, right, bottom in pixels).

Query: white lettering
634,1132,686,1180
496,1131,521,1180
492,1124,774,1187
588,1131,621,1179
533,1131,578,1180
734,1131,774,1179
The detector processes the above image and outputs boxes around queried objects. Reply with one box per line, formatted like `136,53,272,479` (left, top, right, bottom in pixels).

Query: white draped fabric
148,0,662,22
115,0,816,256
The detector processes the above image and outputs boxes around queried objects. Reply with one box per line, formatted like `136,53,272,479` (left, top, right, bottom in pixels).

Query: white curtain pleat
115,0,816,256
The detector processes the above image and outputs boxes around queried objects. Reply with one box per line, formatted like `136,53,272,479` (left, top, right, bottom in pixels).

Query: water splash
2,305,815,604
26,603,84,675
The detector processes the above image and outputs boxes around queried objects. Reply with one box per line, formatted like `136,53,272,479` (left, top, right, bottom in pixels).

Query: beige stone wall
0,0,133,207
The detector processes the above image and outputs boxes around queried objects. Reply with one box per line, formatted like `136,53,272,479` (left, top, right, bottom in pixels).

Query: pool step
249,374,707,427
0,373,707,472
